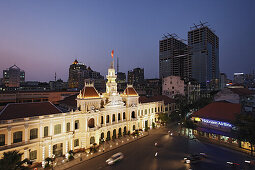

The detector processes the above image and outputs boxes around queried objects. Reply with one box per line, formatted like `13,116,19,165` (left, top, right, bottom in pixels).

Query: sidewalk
194,135,254,157
40,132,149,170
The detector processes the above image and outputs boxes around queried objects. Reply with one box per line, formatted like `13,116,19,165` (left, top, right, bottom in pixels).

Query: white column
48,144,52,158
104,115,106,125
70,139,73,150
42,146,45,168
71,119,74,131
116,113,118,123
97,115,99,127
110,114,112,124
7,126,11,145
50,120,53,136
85,118,88,132
65,141,69,159
40,125,43,138
63,119,66,133
24,124,28,142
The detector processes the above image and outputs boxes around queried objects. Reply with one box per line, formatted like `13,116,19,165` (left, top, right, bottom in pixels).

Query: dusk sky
0,0,254,82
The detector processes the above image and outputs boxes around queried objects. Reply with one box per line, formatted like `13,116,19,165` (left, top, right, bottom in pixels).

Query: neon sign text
201,118,232,127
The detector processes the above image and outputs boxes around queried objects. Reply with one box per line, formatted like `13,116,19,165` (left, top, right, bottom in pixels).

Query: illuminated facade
0,60,165,166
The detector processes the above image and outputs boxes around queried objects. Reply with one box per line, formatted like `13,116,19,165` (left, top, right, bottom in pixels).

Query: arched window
101,116,103,124
107,131,111,140
113,129,116,138
118,113,121,120
118,128,122,136
88,118,95,128
133,125,135,131
90,136,95,144
112,114,115,122
100,132,104,139
123,112,126,120
106,115,109,123
131,111,135,118
123,126,127,135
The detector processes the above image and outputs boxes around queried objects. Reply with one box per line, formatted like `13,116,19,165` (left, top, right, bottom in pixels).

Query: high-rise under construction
159,34,191,79
188,23,219,90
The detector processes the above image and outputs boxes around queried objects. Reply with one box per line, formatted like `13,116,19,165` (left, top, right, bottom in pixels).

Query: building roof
139,95,175,104
58,94,78,108
192,101,241,122
80,86,100,98
229,88,254,96
0,102,62,120
123,86,138,96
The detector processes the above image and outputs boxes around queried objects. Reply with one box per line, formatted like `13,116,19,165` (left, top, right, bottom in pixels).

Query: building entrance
53,143,63,157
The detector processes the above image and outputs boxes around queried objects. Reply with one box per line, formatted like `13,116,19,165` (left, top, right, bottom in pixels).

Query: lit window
54,124,61,135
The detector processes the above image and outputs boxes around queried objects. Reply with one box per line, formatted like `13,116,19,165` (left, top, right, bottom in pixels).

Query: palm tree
0,150,28,170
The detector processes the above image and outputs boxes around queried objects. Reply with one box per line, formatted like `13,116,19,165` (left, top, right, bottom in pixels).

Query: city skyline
0,0,254,82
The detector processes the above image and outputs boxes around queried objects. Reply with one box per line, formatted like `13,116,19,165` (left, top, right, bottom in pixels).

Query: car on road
226,161,240,167
184,153,206,164
106,152,124,165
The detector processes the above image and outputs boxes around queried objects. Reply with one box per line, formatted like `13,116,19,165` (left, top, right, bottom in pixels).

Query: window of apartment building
106,115,109,123
30,128,38,140
155,108,157,112
75,120,79,130
13,131,22,143
123,112,126,119
112,114,115,122
44,126,48,137
118,113,121,120
0,134,5,146
145,109,147,114
172,86,174,89
29,150,37,160
151,108,153,113
54,124,61,135
66,123,70,132
141,110,143,115
74,139,79,147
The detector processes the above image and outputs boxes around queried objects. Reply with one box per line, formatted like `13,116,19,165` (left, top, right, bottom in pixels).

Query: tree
234,113,255,156
158,113,170,124
0,150,28,170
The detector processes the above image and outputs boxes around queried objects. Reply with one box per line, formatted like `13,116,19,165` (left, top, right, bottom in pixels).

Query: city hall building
0,61,166,166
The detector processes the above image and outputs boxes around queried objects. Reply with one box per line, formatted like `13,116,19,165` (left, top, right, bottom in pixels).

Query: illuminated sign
201,118,232,127
194,117,201,122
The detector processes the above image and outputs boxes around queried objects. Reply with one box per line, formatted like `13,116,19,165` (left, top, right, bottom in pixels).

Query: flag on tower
111,50,114,58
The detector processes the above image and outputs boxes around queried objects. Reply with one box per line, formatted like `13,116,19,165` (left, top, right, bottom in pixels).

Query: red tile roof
0,102,62,120
139,95,175,104
192,101,241,122
123,87,138,96
59,94,78,108
81,86,100,98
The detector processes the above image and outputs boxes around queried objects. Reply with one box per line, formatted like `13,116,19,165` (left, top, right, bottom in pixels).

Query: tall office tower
68,59,104,90
116,72,127,92
127,68,144,85
3,65,25,87
233,73,244,84
188,23,219,90
68,59,87,89
159,34,191,79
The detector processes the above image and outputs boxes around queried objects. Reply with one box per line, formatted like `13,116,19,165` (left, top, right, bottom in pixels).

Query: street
69,126,254,170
